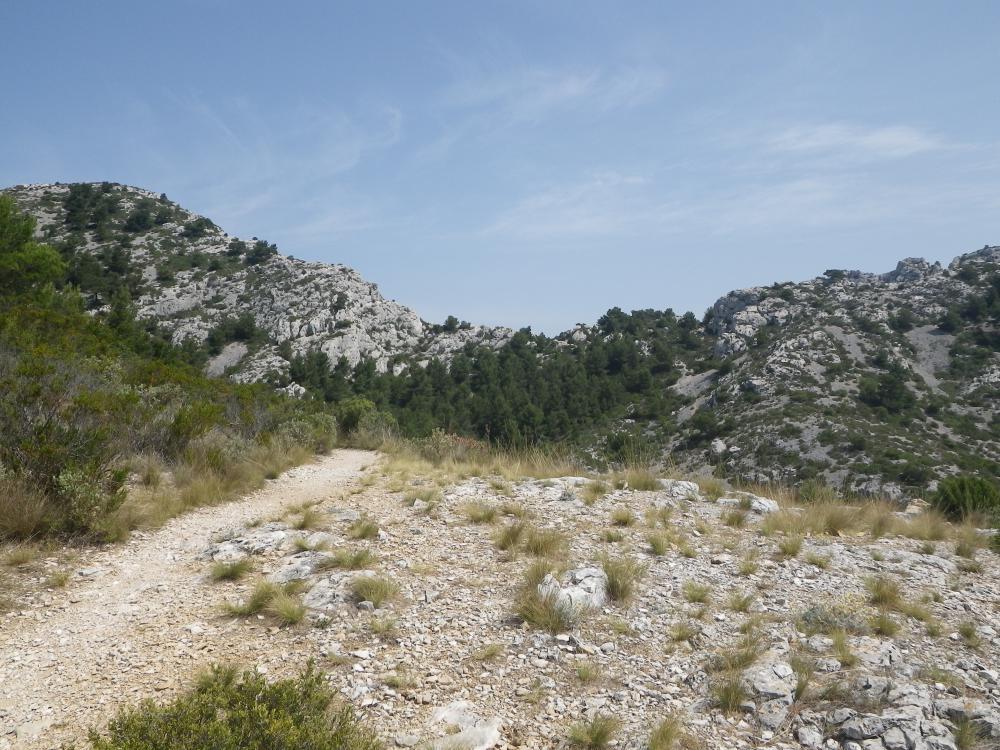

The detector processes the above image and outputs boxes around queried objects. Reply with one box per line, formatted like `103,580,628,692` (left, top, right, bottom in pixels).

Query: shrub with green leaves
932,476,1000,522
87,665,380,750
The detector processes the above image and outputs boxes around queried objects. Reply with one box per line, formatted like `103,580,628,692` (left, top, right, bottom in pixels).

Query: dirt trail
0,449,373,750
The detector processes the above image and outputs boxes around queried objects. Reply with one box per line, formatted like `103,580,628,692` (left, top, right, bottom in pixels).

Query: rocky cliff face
6,182,511,383
687,246,1000,496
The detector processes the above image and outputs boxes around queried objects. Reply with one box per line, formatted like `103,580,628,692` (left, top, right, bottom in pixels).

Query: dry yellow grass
105,441,313,540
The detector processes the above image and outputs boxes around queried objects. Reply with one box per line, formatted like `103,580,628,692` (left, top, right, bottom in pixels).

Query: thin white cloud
482,172,682,240
444,65,668,124
768,122,944,159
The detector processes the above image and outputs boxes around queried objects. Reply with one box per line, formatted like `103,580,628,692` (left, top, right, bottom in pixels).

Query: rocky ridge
5,182,512,381
670,248,1000,494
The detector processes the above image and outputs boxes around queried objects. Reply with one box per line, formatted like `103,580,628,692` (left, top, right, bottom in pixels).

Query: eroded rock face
690,243,1000,493
7,183,513,380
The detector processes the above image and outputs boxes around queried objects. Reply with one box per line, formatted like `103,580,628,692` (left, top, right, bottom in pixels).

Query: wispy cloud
768,122,944,159
482,172,683,240
147,95,401,241
444,64,668,125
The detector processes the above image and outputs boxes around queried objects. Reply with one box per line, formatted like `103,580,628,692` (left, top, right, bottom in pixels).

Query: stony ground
0,450,371,749
2,454,999,750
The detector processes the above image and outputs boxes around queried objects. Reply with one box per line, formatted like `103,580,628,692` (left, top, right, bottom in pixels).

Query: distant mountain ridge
5,181,998,495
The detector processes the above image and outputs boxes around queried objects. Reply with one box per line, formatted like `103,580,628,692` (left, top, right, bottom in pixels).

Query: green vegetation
567,714,620,749
88,664,379,750
932,476,1000,523
0,195,337,541
288,307,715,456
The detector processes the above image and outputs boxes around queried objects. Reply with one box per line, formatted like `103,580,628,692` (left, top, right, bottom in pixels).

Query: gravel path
0,449,373,749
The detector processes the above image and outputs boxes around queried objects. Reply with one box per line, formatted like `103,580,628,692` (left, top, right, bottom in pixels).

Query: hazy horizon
3,1,998,332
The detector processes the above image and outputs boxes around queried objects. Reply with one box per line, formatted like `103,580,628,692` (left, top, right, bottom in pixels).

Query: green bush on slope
932,475,1000,523
87,665,381,750
0,196,338,540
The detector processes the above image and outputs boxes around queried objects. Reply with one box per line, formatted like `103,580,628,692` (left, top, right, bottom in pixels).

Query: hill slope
695,250,1000,496
5,181,998,497
6,182,511,386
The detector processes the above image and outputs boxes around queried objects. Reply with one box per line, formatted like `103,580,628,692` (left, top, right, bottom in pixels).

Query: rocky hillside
4,182,511,385
688,248,1000,497
4,181,998,495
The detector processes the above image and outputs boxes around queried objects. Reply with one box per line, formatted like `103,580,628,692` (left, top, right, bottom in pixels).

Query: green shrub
88,665,380,749
932,476,1000,522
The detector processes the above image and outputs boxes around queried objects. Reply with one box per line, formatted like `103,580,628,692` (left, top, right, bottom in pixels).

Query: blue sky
2,2,999,332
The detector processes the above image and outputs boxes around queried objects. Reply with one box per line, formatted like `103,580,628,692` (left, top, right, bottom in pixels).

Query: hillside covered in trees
4,182,999,499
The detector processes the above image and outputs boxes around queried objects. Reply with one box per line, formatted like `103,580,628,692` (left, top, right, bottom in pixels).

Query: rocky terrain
4,452,997,749
680,248,1000,494
4,182,511,381
3,181,998,492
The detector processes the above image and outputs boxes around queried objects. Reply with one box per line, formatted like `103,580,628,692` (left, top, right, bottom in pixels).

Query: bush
932,476,1000,523
88,665,380,750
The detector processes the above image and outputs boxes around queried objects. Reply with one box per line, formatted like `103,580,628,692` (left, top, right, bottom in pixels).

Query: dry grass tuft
613,467,660,492
599,553,646,603
646,530,671,556
211,559,252,581
711,673,747,715
291,506,323,531
865,575,901,608
223,579,304,626
462,501,498,524
581,480,611,505
611,507,636,527
523,527,568,557
776,535,803,559
567,714,620,749
266,589,306,625
494,521,527,552
316,548,377,571
346,516,379,540
682,581,711,604
350,575,399,608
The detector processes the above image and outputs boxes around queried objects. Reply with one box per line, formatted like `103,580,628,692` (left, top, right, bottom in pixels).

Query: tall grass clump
210,559,252,582
523,527,568,558
599,553,646,603
515,561,582,634
494,521,527,552
567,714,620,749
350,575,399,608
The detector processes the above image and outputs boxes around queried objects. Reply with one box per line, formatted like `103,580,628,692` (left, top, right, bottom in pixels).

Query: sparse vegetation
611,506,636,527
567,714,620,749
581,480,610,505
646,530,671,555
523,527,568,557
494,521,527,551
349,575,398,608
599,553,646,603
211,559,252,582
223,580,304,626
87,665,379,750
316,548,376,571
462,501,498,524
865,575,901,608
682,581,711,604
711,674,747,715
346,517,379,540
776,535,803,559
